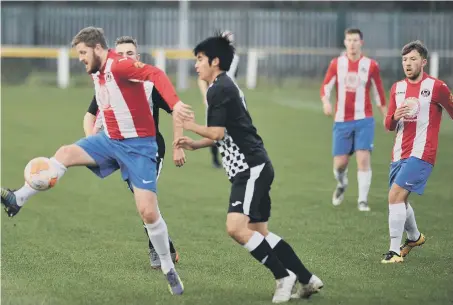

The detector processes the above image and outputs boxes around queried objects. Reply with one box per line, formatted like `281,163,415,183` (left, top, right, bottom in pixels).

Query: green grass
1,83,453,305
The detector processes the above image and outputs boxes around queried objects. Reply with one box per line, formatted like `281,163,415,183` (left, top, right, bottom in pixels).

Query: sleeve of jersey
207,87,228,128
320,59,337,100
384,84,398,131
87,95,99,115
115,59,180,109
370,62,386,106
437,82,453,120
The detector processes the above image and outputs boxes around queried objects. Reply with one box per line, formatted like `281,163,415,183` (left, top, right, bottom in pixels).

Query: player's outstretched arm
173,136,214,151
182,118,225,141
114,58,192,120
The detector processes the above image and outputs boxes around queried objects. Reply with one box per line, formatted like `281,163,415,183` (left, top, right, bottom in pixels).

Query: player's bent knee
334,155,349,170
226,213,249,241
134,188,159,223
356,150,371,170
54,144,96,168
139,206,160,224
388,183,410,204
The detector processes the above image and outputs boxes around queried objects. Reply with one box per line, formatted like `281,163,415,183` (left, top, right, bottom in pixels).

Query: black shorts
228,161,274,223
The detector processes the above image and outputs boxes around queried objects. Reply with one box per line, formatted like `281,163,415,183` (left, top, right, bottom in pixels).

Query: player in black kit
173,32,323,304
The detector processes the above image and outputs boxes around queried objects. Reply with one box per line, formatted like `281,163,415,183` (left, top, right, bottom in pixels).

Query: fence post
57,47,70,89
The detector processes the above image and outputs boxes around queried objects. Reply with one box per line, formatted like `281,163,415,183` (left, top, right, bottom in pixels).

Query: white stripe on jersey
144,81,155,114
335,56,348,122
354,57,371,120
392,81,407,161
411,78,435,159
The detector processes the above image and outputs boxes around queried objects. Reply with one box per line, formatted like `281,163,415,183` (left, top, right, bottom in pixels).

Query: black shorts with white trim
228,161,274,223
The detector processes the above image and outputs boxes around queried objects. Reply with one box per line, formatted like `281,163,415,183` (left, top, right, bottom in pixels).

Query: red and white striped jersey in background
321,55,386,122
92,50,180,139
385,73,453,165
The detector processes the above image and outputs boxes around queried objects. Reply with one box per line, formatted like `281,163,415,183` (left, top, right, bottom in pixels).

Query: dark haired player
174,32,323,303
197,30,240,169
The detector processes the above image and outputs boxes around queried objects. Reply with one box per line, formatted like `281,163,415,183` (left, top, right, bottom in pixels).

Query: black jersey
207,72,269,180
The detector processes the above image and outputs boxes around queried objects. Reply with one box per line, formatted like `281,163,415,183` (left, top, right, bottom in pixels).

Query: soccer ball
24,157,58,191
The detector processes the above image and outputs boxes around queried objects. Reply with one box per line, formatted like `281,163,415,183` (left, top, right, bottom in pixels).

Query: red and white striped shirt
321,55,386,122
92,50,179,139
385,73,453,165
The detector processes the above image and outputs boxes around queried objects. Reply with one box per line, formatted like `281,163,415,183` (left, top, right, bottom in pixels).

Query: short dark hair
71,26,108,49
345,28,363,40
401,40,428,59
193,30,235,71
115,36,138,48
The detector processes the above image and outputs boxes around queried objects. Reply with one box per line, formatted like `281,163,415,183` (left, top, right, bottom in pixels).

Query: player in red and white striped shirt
1,27,191,294
320,28,387,212
381,40,453,263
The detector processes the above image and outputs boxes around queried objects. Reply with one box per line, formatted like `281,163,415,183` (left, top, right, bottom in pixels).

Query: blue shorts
332,117,375,156
75,132,158,193
389,157,433,195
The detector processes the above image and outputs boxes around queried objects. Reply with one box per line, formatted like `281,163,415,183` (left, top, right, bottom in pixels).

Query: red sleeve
435,81,453,120
320,58,337,99
384,83,398,131
370,61,386,106
114,58,180,109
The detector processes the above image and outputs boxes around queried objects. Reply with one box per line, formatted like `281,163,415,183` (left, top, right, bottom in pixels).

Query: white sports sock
389,203,406,254
405,203,421,241
333,167,348,187
357,170,372,203
265,232,282,249
145,217,174,274
49,157,68,179
14,183,39,206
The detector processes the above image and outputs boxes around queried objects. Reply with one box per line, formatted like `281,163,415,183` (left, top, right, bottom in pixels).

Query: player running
382,40,453,263
174,32,323,303
1,27,191,295
321,28,387,211
83,36,181,270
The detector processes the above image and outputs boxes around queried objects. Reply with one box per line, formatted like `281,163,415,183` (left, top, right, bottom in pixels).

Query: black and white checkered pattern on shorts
216,133,249,179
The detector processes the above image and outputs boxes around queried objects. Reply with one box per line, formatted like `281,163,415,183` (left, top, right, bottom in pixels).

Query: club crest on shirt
402,97,420,122
345,72,360,92
421,89,430,97
105,72,113,82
